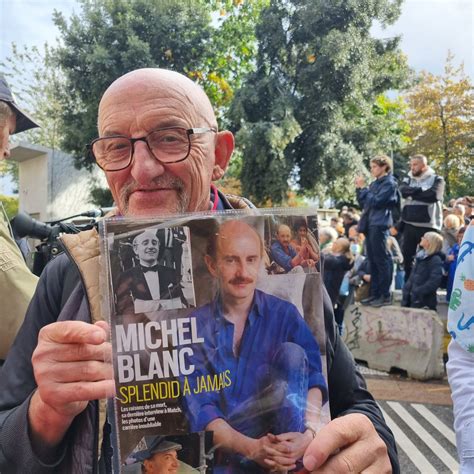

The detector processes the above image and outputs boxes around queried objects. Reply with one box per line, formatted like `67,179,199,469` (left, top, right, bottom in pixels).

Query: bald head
95,68,234,217
98,68,217,133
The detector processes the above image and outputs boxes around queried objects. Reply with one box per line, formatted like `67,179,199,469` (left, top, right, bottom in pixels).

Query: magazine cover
100,209,330,473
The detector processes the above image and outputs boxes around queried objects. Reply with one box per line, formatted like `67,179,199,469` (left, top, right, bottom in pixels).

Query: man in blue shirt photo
271,224,316,273
183,220,327,472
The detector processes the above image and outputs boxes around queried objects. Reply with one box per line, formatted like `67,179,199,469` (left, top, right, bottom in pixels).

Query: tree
230,0,410,205
403,53,474,198
0,44,65,188
51,0,266,169
0,195,19,219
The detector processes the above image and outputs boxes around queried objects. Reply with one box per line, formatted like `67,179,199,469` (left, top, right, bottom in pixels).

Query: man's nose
129,140,165,183
236,262,249,277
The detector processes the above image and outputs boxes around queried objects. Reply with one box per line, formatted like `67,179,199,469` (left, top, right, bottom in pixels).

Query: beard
119,174,189,215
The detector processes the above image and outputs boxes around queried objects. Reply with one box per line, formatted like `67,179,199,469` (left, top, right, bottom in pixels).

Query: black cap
131,436,182,463
0,74,40,133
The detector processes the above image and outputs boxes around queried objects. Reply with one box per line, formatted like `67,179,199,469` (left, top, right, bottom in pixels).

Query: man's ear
212,131,234,181
204,254,218,278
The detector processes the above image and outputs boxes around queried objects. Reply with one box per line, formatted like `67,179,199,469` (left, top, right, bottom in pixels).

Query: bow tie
140,264,160,273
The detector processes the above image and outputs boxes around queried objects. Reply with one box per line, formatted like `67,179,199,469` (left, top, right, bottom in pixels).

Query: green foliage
52,0,213,169
0,160,19,191
231,0,410,204
403,53,474,198
0,44,65,150
89,182,114,208
0,194,19,219
51,0,266,169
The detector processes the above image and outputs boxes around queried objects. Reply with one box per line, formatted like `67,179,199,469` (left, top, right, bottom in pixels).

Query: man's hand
245,434,297,471
29,320,115,450
263,431,313,470
303,414,391,473
355,176,366,189
303,259,316,268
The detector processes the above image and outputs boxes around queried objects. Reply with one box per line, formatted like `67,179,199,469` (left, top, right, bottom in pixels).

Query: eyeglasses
87,127,217,171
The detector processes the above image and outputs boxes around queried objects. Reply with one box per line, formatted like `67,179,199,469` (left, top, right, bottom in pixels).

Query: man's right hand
29,321,114,450
245,434,297,471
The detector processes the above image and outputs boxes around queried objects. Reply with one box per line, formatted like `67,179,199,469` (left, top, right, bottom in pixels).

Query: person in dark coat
356,154,398,307
402,231,444,310
322,237,354,308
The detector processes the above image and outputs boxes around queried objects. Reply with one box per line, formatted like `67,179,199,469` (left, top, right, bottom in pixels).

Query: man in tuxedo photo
115,229,186,313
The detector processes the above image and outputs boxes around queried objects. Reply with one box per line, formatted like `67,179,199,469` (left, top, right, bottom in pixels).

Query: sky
0,0,473,194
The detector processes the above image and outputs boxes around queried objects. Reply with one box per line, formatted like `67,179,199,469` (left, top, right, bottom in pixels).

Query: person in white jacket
446,219,474,473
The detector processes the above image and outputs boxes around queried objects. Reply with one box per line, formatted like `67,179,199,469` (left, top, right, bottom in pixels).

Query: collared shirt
270,241,297,272
184,289,328,432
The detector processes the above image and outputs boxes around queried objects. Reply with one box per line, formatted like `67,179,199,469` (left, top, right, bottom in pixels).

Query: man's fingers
264,456,297,470
94,320,110,338
39,321,106,345
263,443,292,457
38,379,116,408
37,360,114,384
303,414,375,470
307,439,390,474
33,341,112,364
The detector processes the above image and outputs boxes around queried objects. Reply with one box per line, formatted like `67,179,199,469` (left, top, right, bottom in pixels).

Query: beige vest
0,208,39,359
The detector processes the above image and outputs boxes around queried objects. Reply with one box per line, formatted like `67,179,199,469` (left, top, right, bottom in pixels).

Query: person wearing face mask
0,74,40,360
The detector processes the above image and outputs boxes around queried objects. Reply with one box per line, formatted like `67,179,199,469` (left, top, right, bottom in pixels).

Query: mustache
119,174,189,214
229,276,254,285
121,174,185,197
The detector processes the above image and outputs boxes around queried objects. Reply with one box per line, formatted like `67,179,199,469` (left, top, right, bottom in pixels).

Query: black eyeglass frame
87,126,217,171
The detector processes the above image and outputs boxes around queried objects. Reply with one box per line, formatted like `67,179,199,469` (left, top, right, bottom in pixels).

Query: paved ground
367,376,453,406
358,366,457,473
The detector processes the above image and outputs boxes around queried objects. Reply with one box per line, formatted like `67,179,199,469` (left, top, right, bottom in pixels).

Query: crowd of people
318,153,473,336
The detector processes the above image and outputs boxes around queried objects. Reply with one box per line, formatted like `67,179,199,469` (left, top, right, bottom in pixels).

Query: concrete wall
11,142,108,222
344,304,445,380
47,148,107,221
18,152,48,221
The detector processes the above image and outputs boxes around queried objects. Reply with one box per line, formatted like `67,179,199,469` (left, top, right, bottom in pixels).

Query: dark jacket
399,168,444,230
357,173,398,230
322,253,354,306
402,250,444,310
0,192,399,474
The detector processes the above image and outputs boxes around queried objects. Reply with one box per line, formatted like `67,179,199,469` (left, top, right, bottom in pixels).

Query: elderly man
271,224,315,273
184,220,327,472
115,229,184,313
0,74,39,360
127,437,181,474
399,154,445,281
0,69,397,473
